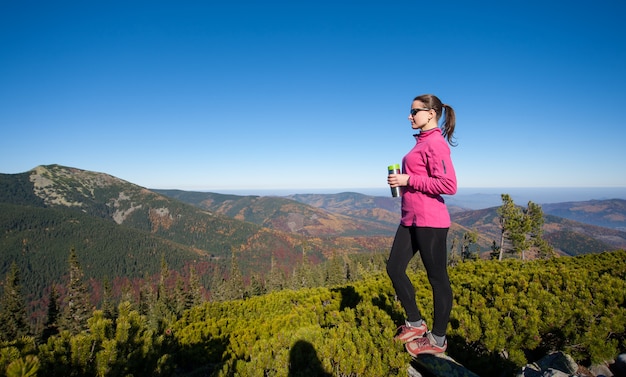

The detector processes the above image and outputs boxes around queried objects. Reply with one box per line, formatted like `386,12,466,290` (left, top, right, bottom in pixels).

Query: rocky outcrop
407,352,626,377
518,352,626,377
408,353,480,377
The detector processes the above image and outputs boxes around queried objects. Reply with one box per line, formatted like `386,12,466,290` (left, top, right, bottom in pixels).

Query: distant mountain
2,164,625,308
177,188,626,257
0,165,276,260
542,199,626,231
451,207,626,257
153,190,396,236
0,165,390,305
283,193,626,257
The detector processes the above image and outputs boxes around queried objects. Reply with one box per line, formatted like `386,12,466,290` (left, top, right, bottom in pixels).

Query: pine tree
59,248,92,334
174,275,187,314
448,236,460,266
462,230,479,261
226,249,245,300
525,201,555,259
41,285,60,342
157,255,171,308
101,277,116,321
209,264,228,302
187,265,204,307
497,194,526,260
0,262,30,341
498,196,555,261
143,256,176,331
138,274,155,315
248,274,265,297
266,255,285,293
498,194,515,259
489,240,501,260
325,253,345,287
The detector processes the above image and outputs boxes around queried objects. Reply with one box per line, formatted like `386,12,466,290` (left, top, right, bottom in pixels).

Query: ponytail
441,104,456,146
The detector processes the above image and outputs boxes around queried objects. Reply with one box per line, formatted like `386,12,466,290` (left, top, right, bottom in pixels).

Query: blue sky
1,1,625,194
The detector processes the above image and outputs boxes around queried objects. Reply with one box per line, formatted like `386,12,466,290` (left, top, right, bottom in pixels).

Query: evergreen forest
0,248,624,377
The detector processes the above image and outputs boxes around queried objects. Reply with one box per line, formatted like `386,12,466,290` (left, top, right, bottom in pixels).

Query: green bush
1,250,624,377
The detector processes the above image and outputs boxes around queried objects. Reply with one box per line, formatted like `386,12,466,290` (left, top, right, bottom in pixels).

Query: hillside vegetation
0,250,624,377
1,165,626,376
2,165,626,329
0,166,393,306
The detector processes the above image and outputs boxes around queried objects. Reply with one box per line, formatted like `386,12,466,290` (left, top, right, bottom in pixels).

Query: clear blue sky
2,1,625,194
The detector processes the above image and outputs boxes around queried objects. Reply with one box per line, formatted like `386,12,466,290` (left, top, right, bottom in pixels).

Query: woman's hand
388,174,410,187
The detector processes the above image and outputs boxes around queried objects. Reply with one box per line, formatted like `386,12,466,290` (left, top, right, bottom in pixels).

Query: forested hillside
153,189,396,236
155,187,626,256
0,166,393,309
0,250,624,377
2,165,625,328
1,165,626,376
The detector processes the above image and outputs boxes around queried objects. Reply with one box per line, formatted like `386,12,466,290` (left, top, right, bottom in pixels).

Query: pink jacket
401,128,457,227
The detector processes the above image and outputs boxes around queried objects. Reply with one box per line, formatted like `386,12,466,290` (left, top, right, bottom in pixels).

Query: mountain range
1,164,625,306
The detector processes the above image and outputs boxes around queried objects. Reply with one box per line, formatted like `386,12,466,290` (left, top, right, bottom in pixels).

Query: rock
589,363,613,377
410,353,481,377
610,354,626,377
517,352,581,377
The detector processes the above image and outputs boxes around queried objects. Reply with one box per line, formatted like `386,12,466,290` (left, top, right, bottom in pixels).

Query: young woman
386,94,457,356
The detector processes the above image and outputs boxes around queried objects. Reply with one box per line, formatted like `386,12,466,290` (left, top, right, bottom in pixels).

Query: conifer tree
248,274,265,297
119,280,137,309
497,194,523,260
0,262,30,341
498,195,555,260
157,255,171,306
174,275,187,314
41,285,60,342
144,256,176,331
462,230,479,261
208,262,230,302
325,253,345,287
266,255,285,293
448,236,460,266
187,265,204,308
101,277,116,321
60,248,92,334
525,201,556,259
226,249,246,300
345,258,356,282
291,261,315,289
138,274,155,315
489,240,501,260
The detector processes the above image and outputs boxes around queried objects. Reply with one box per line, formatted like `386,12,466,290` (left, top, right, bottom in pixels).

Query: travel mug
388,164,401,197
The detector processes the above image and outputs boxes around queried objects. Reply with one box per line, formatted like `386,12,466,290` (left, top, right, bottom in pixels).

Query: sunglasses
410,108,431,116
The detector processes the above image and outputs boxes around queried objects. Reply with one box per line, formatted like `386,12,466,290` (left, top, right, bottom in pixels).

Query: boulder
409,353,481,377
516,352,581,377
609,353,626,377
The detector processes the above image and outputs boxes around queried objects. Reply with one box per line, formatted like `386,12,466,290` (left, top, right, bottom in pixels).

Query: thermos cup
388,164,401,197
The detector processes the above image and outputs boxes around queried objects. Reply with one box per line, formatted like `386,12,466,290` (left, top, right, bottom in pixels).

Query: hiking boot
405,332,447,356
394,321,428,343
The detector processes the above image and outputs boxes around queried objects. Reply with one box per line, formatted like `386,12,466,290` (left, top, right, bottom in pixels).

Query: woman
386,94,457,356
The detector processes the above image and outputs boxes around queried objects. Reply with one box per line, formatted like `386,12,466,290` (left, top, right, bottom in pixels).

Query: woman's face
408,100,432,130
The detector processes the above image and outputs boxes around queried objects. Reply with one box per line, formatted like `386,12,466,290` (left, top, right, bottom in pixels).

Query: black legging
386,225,452,337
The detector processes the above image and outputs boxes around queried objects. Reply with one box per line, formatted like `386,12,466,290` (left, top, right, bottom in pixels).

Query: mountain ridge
0,165,395,304
2,164,625,307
